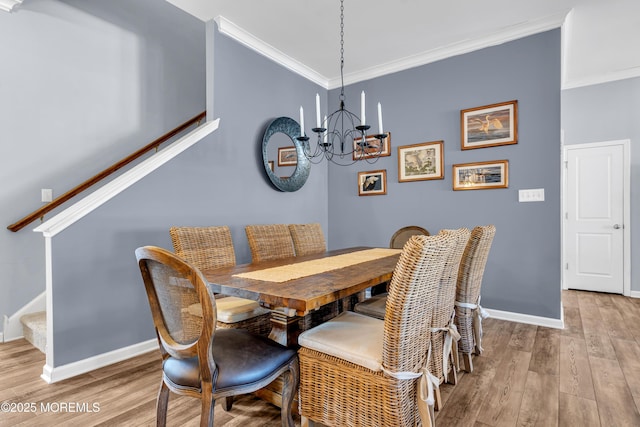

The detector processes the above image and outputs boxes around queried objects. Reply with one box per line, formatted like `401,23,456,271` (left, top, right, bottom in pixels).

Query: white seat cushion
298,311,384,372
187,297,271,324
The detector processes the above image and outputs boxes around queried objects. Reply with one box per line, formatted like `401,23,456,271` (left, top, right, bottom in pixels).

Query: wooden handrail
8,111,206,232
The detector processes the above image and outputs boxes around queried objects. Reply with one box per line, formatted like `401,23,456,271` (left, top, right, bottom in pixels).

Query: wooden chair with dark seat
136,246,299,427
288,223,326,256
428,227,470,410
169,226,271,337
455,224,496,373
245,224,295,262
298,234,454,427
354,225,430,317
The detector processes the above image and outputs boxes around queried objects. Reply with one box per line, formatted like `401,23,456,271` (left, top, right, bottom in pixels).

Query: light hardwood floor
1,290,639,426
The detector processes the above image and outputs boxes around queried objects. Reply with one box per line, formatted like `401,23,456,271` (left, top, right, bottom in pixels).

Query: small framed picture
278,146,297,166
397,140,444,182
352,132,391,160
452,160,509,190
358,169,387,196
460,100,518,150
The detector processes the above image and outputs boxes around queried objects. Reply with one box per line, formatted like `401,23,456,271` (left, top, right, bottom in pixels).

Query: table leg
268,310,302,348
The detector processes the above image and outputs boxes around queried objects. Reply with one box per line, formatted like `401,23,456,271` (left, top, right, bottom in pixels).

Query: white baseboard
41,339,158,384
0,332,3,342
3,291,46,342
630,291,640,299
486,306,564,330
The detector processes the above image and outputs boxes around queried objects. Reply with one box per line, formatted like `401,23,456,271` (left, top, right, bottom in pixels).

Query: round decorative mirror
262,116,310,192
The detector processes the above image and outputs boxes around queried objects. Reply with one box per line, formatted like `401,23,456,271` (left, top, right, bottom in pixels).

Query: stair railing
7,111,206,232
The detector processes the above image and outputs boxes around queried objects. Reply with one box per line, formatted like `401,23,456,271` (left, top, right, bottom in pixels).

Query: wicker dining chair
455,225,496,373
169,226,272,337
245,224,295,262
298,234,455,427
354,225,430,316
288,223,326,256
135,246,299,427
428,227,470,410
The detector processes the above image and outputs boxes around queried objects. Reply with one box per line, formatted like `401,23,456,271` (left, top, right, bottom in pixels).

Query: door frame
561,139,631,295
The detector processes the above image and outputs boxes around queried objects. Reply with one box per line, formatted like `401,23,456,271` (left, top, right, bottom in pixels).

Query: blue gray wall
0,0,205,334
328,30,562,319
49,19,328,364
562,77,640,292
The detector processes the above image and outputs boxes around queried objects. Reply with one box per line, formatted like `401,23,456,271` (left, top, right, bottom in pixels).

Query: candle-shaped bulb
315,93,321,128
377,102,383,134
323,115,327,143
360,91,366,126
299,106,305,137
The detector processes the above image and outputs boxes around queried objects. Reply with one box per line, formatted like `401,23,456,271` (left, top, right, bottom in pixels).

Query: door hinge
565,263,569,270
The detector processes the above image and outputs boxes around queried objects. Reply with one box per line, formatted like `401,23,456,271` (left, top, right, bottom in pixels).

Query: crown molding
0,0,23,12
216,11,567,90
214,16,329,89
330,11,569,89
562,66,640,90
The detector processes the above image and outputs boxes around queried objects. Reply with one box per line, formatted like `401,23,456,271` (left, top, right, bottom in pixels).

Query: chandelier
297,0,387,166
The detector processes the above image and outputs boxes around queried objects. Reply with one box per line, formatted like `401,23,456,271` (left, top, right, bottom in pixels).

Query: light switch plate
518,188,544,202
41,188,53,203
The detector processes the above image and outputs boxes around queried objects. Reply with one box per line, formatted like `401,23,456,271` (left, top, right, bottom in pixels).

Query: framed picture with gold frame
277,146,297,166
452,160,509,190
397,140,444,182
460,100,517,150
358,169,387,196
352,132,391,160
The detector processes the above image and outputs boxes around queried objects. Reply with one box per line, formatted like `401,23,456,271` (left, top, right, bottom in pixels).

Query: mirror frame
262,116,310,192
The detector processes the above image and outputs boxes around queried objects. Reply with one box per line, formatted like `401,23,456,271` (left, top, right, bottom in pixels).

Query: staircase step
20,311,46,354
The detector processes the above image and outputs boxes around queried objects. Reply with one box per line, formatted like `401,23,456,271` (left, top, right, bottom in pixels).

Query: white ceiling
167,0,640,90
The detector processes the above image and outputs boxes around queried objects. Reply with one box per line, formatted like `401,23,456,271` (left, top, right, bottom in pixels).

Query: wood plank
517,371,558,427
590,356,640,426
578,293,617,360
476,349,531,427
561,306,584,339
562,290,580,308
598,304,636,341
610,337,640,400
528,327,560,376
559,335,595,400
436,355,496,427
508,322,537,352
609,294,640,344
558,392,600,427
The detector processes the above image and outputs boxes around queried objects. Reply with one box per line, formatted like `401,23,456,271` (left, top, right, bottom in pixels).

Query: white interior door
564,142,626,294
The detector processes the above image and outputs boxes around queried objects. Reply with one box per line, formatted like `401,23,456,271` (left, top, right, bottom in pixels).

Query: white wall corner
0,0,23,13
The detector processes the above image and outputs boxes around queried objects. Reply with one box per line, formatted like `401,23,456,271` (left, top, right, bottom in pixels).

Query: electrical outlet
41,189,53,203
518,188,544,202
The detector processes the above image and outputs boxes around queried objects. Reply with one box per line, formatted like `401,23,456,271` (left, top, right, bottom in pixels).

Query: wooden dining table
203,246,401,411
203,246,401,347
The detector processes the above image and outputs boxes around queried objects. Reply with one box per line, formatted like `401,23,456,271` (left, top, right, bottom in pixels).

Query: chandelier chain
340,0,345,102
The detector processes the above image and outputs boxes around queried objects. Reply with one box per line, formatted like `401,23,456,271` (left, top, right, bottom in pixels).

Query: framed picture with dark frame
358,169,387,196
397,140,444,182
460,100,518,150
452,160,509,190
352,132,391,160
277,146,297,166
